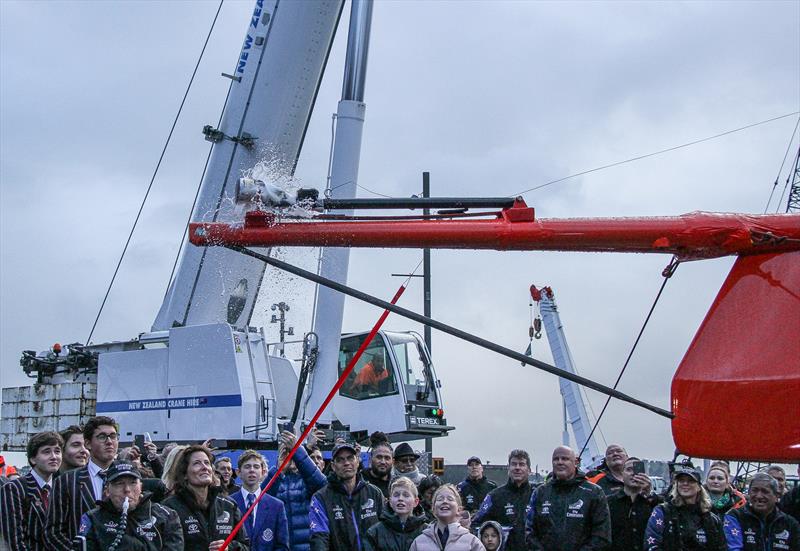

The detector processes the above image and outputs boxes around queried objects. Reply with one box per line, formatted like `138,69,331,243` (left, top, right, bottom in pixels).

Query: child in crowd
479,521,505,551
365,476,428,551
410,483,485,551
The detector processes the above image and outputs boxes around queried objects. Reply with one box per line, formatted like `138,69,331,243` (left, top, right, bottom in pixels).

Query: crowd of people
1,416,798,550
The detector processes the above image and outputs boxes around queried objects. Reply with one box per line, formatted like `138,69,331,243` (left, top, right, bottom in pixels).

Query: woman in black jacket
365,477,427,551
162,445,249,551
644,465,725,551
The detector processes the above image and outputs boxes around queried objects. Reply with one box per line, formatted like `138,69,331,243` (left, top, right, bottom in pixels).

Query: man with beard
724,473,800,550
46,416,119,550
472,449,533,551
526,446,611,551
458,456,497,514
309,442,383,551
362,434,393,498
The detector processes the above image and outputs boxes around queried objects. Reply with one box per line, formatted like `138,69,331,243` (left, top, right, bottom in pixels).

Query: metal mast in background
305,0,374,421
423,172,433,470
786,145,800,212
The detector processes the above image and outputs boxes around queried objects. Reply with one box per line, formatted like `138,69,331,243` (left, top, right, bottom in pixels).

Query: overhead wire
511,111,800,198
577,257,680,461
86,0,225,344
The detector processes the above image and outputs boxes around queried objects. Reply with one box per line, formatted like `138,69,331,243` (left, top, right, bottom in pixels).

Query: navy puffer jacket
264,445,327,551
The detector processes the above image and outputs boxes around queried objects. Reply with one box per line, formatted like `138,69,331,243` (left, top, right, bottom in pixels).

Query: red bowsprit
672,251,800,461
192,200,800,461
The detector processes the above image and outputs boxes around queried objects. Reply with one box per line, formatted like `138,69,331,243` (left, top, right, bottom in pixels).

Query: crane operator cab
334,330,452,441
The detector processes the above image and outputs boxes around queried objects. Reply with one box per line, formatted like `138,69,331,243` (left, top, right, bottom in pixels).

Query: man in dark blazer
0,431,64,551
231,449,289,551
45,416,118,551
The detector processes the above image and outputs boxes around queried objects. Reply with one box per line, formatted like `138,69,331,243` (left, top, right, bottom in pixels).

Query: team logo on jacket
696,528,707,544
333,505,345,520
566,499,585,518
185,515,201,535
504,502,515,517
361,498,377,520
262,528,274,542
540,500,551,515
745,528,756,544
218,511,231,524
135,524,157,541
776,529,789,539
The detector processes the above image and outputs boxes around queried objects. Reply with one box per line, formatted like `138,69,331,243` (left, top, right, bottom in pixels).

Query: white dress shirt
240,487,260,520
87,459,107,500
30,468,52,490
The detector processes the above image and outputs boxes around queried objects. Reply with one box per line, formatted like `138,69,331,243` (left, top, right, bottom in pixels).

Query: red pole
190,210,800,260
219,282,408,550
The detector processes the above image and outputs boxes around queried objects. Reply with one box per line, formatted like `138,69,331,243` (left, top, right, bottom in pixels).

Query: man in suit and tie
0,430,63,551
45,416,119,551
230,450,289,551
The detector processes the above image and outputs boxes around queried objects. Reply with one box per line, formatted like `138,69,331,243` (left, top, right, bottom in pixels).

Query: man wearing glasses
309,442,384,550
45,416,119,550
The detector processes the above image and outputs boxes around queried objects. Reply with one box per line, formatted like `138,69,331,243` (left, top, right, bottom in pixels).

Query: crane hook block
533,317,542,339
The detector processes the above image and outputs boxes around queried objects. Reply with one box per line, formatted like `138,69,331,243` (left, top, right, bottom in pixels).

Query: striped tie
246,493,256,534
41,484,50,509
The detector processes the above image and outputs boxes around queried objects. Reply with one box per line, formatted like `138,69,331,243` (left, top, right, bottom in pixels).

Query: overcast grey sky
2,0,798,470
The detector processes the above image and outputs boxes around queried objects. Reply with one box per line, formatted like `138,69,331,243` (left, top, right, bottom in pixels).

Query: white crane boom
530,286,603,468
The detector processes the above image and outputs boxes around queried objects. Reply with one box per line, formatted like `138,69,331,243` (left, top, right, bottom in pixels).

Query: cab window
338,334,398,400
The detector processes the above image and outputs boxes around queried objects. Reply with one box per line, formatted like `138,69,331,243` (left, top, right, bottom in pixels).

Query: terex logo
415,417,439,425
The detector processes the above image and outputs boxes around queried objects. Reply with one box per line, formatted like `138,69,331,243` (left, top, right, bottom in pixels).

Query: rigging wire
764,116,800,213
511,111,800,198
86,0,225,344
577,257,680,461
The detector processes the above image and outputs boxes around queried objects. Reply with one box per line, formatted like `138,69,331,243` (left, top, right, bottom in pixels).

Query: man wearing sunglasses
391,443,424,486
46,416,119,550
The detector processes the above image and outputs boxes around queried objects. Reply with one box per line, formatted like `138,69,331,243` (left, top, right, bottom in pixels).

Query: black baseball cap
332,442,358,459
467,456,482,465
102,462,141,484
673,464,702,484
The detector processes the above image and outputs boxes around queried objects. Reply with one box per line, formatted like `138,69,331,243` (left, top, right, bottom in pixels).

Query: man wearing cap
391,443,424,486
309,442,383,551
473,449,534,551
457,456,497,515
526,446,611,551
77,461,183,550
